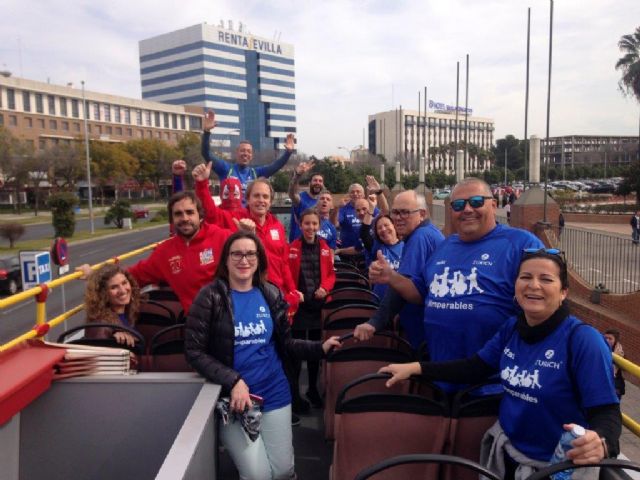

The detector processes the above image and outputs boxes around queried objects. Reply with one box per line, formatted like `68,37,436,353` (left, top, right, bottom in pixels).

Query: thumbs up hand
368,250,393,285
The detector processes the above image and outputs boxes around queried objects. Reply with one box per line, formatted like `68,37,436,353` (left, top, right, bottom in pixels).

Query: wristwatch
374,189,383,195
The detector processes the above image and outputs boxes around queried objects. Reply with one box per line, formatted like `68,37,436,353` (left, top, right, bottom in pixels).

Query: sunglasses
450,196,493,212
523,248,562,255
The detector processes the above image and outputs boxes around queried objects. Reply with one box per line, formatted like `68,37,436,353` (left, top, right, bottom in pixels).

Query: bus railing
615,353,640,437
0,242,160,353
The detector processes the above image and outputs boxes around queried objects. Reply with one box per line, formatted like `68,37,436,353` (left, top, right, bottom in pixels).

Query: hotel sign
429,100,472,115
218,31,284,55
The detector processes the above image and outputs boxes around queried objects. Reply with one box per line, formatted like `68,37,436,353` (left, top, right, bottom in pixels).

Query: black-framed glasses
450,196,493,212
390,208,421,219
230,251,258,262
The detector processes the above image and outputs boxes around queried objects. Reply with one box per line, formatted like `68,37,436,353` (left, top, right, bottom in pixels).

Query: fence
555,225,640,294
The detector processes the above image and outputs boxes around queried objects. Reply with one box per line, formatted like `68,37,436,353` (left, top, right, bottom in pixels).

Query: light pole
81,80,95,234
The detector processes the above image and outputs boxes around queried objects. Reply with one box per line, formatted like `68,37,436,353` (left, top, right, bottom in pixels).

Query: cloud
1,0,638,157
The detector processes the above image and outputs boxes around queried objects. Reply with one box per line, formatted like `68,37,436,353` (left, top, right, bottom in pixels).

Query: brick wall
562,213,633,225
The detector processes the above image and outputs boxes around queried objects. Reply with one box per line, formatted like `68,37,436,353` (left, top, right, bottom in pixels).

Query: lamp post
81,80,95,234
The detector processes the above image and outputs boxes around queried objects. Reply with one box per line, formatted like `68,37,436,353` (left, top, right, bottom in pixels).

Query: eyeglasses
230,251,258,262
390,208,421,219
450,196,493,212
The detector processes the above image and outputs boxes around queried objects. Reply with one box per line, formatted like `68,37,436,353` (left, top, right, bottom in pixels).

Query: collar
405,219,432,242
516,303,570,344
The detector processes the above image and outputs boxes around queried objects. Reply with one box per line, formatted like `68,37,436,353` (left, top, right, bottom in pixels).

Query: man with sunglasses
368,178,543,394
354,190,444,349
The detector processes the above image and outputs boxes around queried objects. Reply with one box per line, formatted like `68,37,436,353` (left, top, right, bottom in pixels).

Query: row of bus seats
57,286,192,373
323,261,501,480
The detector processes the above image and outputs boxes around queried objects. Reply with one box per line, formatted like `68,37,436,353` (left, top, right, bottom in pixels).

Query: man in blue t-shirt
336,183,380,264
368,178,543,392
201,110,294,203
287,161,324,241
355,190,445,350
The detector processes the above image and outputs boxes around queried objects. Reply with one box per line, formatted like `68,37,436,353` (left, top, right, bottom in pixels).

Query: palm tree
616,27,640,101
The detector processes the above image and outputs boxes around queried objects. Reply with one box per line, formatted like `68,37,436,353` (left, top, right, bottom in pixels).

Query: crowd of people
75,108,625,480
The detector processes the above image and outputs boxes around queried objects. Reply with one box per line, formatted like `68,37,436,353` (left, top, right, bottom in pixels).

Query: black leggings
291,329,321,397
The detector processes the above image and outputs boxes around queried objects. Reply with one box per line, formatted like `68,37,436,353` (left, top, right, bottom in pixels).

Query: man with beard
288,160,325,241
79,192,254,313
201,110,295,204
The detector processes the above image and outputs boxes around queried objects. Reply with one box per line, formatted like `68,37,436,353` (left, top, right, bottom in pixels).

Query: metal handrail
614,353,640,437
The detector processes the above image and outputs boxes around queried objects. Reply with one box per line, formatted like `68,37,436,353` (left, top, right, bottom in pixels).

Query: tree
177,132,202,169
271,170,290,193
50,143,85,191
24,150,50,216
48,192,77,237
0,127,30,213
124,139,179,199
105,199,133,228
90,141,138,205
0,223,25,248
616,26,640,101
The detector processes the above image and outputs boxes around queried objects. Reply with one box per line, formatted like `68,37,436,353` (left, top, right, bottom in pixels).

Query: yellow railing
614,354,640,437
0,242,160,353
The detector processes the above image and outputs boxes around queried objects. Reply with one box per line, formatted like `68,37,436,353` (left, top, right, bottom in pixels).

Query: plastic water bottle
548,424,586,480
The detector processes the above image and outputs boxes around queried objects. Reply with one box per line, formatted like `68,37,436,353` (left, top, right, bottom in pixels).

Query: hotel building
139,22,296,157
368,105,495,174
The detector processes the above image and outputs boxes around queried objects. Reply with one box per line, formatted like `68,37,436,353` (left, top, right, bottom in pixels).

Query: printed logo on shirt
544,349,555,359
169,255,183,274
321,249,330,257
501,365,542,390
503,347,515,359
473,253,493,266
270,229,280,241
199,248,214,265
235,320,267,342
428,266,484,298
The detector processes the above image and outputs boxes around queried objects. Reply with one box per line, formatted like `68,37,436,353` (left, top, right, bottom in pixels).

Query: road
0,224,169,344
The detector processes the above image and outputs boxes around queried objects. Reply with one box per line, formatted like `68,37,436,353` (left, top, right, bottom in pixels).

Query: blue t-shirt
397,221,445,349
338,203,379,249
317,218,338,249
289,191,318,242
415,224,543,392
371,241,403,299
478,316,619,461
231,288,291,412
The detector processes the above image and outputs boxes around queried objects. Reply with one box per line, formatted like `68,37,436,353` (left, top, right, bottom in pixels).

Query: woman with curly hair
84,263,141,347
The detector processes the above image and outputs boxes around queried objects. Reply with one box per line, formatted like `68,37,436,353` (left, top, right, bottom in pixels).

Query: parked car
434,189,451,200
132,205,150,219
0,256,22,295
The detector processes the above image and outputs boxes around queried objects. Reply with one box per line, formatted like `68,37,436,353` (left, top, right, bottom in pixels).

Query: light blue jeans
220,403,295,480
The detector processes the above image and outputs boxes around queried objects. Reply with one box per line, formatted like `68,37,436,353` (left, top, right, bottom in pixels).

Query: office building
542,135,639,170
368,105,495,174
139,22,296,157
0,74,204,151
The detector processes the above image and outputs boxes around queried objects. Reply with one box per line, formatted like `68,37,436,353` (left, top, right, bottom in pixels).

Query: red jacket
195,179,297,295
288,238,336,293
128,221,232,313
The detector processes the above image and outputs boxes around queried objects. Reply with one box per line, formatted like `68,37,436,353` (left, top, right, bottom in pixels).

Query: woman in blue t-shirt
359,214,403,299
84,264,141,348
380,248,621,478
185,231,341,480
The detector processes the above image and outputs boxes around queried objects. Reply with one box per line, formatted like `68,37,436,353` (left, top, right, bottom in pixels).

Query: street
0,224,169,344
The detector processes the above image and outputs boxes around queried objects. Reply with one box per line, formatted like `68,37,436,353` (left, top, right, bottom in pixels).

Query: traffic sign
20,251,52,290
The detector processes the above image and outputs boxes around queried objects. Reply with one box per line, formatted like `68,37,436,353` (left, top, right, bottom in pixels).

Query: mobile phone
249,393,264,405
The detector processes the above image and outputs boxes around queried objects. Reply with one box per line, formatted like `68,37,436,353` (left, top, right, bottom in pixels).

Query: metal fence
556,225,640,294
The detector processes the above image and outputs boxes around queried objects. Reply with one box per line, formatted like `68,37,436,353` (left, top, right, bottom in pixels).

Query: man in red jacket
79,191,254,313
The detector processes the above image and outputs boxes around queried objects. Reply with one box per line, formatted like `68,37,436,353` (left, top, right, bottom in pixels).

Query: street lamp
81,80,95,234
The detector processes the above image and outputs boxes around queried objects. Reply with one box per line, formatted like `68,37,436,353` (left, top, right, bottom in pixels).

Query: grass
0,220,166,256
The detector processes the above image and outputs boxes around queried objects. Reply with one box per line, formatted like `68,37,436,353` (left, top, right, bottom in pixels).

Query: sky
1,0,639,157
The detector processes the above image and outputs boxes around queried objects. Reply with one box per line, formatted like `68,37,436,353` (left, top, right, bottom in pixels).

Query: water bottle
548,424,586,480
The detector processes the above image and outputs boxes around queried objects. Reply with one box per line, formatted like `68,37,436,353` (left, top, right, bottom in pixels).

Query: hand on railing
76,264,93,280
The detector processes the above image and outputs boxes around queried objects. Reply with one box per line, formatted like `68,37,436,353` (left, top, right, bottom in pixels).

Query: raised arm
255,133,295,178
288,160,315,206
366,175,389,215
193,163,234,227
201,110,233,179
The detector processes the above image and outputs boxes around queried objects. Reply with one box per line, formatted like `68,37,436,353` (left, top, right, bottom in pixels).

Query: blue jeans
220,403,295,480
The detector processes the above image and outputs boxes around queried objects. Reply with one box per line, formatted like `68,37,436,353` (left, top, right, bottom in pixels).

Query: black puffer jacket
185,278,325,395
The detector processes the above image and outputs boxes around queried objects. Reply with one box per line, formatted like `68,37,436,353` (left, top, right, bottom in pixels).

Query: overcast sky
2,0,639,157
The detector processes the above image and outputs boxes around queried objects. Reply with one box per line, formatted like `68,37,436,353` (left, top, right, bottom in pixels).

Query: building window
71,99,79,118
93,103,100,121
7,89,15,109
25,139,34,149
147,130,152,138
106,126,112,134
104,104,111,122
60,97,67,116
87,125,91,133
38,139,46,150
22,91,31,112
25,117,32,128
137,129,143,138
49,119,57,130
126,128,132,136
189,116,202,130
171,114,177,129
154,111,160,127
48,95,56,115
144,110,151,126
180,115,186,130
0,114,3,125
96,125,102,134
114,105,121,123
136,110,142,126
164,132,170,140
62,121,69,131
164,112,169,128
74,122,80,132
9,115,17,126
115,127,122,135
156,131,161,138
124,108,131,124
35,94,44,113
37,119,45,128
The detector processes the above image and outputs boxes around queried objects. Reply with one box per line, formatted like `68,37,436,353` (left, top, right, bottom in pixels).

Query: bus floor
218,362,332,479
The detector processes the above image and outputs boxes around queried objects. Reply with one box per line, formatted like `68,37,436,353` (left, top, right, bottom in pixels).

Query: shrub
150,208,169,223
48,193,78,237
105,199,133,229
0,223,25,248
